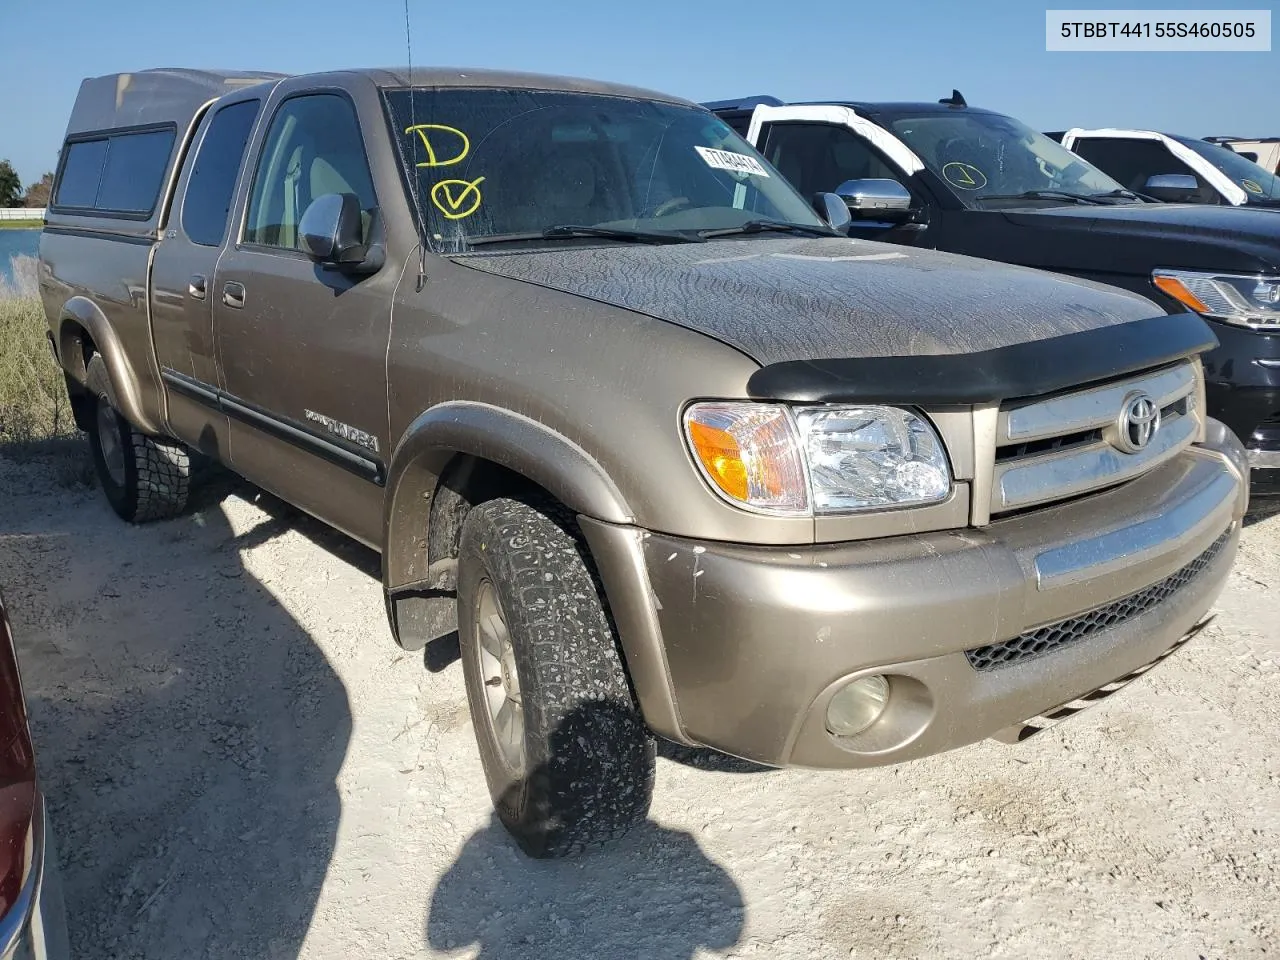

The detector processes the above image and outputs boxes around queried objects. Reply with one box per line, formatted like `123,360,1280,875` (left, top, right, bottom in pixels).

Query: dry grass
1,255,85,473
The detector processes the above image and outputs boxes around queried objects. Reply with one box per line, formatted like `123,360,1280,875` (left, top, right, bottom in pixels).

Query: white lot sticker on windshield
695,146,770,178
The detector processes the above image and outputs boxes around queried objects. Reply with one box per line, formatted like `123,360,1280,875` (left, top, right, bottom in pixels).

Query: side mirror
299,193,383,272
1142,173,1200,203
813,192,852,231
834,179,914,220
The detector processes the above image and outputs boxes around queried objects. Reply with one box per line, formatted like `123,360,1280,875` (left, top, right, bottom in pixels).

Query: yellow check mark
431,177,486,220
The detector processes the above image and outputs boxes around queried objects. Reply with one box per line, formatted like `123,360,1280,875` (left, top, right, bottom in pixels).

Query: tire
457,496,656,858
85,356,190,522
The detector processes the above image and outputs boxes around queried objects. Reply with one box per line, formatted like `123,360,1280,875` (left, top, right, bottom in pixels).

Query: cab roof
356,66,691,105
703,95,1005,122
67,66,693,139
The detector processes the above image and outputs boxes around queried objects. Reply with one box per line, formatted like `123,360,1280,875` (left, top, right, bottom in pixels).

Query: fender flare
56,296,163,435
382,400,634,592
381,401,690,743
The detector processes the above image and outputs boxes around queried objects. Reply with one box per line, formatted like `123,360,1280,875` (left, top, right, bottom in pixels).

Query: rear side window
54,139,109,208
53,127,176,216
182,100,261,246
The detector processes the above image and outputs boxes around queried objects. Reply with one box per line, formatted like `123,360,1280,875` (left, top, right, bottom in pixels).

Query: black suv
708,94,1280,491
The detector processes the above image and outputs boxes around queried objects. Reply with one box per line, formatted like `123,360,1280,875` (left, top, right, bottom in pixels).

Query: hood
454,236,1160,365
1000,202,1280,271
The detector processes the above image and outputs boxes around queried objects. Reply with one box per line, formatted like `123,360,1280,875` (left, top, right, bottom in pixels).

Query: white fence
0,208,44,221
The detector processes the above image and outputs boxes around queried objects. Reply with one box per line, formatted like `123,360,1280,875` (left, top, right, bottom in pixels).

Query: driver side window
244,94,378,250
760,122,910,199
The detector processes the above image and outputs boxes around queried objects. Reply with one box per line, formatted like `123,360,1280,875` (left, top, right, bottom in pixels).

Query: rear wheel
85,356,190,522
457,496,655,858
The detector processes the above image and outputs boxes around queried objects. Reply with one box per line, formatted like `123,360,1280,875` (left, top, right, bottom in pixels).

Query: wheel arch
380,402,690,744
382,401,634,595
57,296,163,435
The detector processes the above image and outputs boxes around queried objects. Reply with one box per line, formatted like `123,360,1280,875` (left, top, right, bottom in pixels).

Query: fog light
826,675,890,737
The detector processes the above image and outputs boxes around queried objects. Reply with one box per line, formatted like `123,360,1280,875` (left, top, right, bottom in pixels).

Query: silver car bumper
0,793,70,960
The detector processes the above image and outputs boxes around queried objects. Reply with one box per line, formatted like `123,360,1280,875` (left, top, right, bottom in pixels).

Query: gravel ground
1,442,1277,960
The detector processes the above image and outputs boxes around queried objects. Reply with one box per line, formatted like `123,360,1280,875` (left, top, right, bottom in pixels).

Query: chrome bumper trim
1248,448,1280,469
1034,469,1238,590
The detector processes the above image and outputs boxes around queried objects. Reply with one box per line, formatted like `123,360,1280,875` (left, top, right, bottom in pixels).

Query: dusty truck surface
40,67,1249,857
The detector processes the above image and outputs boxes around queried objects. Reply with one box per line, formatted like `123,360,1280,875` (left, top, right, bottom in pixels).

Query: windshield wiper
467,224,703,246
1092,188,1146,202
981,190,1111,206
697,219,837,239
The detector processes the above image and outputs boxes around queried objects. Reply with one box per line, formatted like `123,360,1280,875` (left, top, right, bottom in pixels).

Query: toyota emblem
1117,393,1161,453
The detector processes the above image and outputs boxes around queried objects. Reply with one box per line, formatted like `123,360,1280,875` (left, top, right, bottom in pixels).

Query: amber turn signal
683,402,809,514
1153,274,1210,314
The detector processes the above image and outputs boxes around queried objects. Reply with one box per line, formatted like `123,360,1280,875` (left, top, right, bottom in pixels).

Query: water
0,229,41,288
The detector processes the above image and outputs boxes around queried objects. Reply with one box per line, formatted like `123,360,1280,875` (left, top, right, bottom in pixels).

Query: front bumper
1199,318,1280,493
0,793,70,960
591,438,1246,769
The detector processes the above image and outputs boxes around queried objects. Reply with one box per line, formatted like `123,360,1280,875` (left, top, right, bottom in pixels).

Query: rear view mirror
813,192,852,232
299,193,384,272
834,179,914,220
1142,173,1200,203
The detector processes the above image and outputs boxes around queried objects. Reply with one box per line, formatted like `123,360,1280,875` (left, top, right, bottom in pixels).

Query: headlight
683,402,951,515
1153,269,1280,330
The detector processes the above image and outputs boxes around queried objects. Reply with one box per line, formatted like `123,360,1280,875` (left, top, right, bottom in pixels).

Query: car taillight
0,596,36,917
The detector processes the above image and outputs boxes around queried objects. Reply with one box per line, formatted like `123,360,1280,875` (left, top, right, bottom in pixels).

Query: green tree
0,159,22,208
23,172,54,208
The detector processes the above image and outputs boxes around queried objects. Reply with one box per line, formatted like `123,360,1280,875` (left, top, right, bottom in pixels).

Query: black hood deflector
746,311,1217,404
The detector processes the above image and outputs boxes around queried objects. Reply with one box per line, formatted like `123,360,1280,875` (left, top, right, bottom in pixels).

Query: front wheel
85,356,190,522
457,496,655,858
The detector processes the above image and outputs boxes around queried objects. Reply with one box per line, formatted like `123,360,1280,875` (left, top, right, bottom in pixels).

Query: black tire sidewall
457,543,531,830
457,497,655,858
85,360,139,521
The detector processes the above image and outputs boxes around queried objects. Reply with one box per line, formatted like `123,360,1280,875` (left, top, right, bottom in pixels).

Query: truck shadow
425,702,746,960
1,449,352,959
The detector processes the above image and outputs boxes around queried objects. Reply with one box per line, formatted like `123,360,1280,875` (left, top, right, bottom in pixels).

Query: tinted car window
183,100,261,246
53,139,109,208
383,88,824,251
95,129,177,213
1070,138,1217,202
761,122,911,199
244,94,377,250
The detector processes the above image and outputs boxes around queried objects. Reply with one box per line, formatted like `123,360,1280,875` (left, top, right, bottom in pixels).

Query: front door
151,96,264,457
214,90,396,547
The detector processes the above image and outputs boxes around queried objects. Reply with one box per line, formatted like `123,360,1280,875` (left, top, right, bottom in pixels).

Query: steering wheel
649,196,693,218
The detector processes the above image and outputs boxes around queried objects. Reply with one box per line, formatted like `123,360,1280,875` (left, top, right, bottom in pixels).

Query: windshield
383,89,826,250
1174,136,1280,202
887,111,1129,206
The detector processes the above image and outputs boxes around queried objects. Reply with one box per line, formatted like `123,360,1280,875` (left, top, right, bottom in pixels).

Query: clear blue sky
1,0,1275,185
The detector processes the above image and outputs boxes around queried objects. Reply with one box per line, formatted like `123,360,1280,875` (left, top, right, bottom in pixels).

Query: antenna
939,89,967,107
404,0,428,289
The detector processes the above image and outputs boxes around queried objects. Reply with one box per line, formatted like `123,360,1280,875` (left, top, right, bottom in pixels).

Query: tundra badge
305,410,380,454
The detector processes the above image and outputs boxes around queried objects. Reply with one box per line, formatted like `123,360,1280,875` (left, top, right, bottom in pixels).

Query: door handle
189,275,207,300
222,281,246,309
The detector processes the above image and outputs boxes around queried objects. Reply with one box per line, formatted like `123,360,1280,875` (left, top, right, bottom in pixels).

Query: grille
988,362,1199,516
965,529,1231,672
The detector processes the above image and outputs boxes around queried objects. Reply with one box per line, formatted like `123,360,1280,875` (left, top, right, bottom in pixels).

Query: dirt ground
1,441,1277,960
